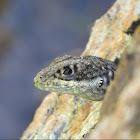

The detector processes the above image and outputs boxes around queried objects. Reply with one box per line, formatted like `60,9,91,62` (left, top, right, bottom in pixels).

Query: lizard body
34,55,116,101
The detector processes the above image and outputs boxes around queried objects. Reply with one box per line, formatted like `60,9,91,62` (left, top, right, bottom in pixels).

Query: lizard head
34,55,115,100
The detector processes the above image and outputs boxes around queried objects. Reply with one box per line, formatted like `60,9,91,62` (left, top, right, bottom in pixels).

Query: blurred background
0,0,115,139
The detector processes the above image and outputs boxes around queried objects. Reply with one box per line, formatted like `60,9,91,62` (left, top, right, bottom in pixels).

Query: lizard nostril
39,76,46,82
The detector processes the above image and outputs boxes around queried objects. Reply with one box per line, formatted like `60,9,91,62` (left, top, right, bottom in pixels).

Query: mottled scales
34,55,116,101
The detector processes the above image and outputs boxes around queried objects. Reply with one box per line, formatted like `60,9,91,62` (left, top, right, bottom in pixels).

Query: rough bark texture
21,0,140,139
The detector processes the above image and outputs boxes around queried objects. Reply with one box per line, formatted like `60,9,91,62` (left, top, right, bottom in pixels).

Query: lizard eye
63,67,73,75
56,65,77,81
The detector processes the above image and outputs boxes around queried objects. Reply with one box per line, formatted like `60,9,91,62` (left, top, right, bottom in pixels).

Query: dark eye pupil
64,68,72,75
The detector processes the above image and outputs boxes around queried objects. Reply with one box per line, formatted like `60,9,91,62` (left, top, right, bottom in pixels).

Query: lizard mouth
34,77,37,85
34,77,47,91
34,77,40,88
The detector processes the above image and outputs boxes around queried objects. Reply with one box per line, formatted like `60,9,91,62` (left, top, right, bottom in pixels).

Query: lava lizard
34,55,116,101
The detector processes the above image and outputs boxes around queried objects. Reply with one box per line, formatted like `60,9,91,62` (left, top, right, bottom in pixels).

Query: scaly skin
34,55,116,101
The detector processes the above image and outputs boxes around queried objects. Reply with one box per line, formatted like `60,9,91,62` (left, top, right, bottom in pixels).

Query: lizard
34,55,116,101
